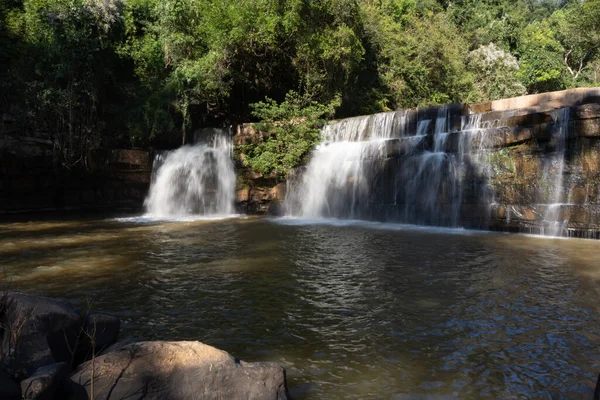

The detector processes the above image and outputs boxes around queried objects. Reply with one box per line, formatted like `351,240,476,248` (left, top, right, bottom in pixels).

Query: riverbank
0,291,290,400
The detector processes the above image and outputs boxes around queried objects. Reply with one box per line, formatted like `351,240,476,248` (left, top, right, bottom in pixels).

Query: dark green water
1,215,600,399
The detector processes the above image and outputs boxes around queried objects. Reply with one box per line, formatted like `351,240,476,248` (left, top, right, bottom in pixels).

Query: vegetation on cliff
238,92,339,177
1,0,599,172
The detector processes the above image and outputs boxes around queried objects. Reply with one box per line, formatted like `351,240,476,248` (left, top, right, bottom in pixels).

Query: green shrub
238,91,340,177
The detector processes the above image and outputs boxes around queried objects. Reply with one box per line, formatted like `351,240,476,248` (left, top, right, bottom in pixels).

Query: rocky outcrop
233,87,600,236
484,104,600,237
0,292,118,398
68,341,290,400
470,87,600,113
0,292,81,378
233,124,287,214
0,146,152,214
0,292,291,400
235,174,286,214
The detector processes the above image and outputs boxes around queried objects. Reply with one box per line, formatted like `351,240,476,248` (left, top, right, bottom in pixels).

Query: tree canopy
1,0,599,168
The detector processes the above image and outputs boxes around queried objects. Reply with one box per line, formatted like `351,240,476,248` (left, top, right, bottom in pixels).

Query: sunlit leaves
517,19,567,92
239,91,340,176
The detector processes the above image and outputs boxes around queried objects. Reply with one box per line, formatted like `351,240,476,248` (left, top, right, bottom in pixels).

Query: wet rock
571,103,600,120
69,341,291,400
506,111,553,128
20,362,71,400
570,118,600,138
73,312,120,365
0,292,80,378
0,369,20,400
504,127,533,146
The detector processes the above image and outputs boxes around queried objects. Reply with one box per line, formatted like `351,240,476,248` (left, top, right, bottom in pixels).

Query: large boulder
68,341,291,400
20,362,71,400
0,292,81,379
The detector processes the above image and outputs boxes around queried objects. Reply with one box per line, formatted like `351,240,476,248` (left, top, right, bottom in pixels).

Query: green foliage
239,91,340,177
1,0,599,169
517,19,567,92
364,8,475,107
550,1,600,85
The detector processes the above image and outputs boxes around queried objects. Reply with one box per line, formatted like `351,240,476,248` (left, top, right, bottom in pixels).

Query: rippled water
1,214,600,399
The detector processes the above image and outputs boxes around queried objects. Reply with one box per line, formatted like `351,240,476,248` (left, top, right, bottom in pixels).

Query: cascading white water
541,108,570,236
461,113,504,130
286,111,408,219
285,105,496,227
401,106,458,225
144,133,236,217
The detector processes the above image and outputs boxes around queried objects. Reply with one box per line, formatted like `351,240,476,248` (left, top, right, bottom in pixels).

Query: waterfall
285,111,408,219
541,108,570,236
285,107,493,227
144,132,236,217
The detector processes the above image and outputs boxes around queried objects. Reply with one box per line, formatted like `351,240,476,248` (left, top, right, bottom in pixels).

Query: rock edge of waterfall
0,291,291,400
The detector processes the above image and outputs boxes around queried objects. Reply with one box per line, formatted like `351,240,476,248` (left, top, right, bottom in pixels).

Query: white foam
270,216,486,235
114,214,244,224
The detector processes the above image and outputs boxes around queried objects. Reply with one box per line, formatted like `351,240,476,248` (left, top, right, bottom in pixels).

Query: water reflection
0,215,599,399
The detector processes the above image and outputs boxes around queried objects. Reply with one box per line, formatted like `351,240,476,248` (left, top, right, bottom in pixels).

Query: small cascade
144,132,236,217
541,108,570,236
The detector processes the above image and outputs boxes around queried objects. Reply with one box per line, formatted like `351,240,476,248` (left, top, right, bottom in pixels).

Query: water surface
1,215,599,399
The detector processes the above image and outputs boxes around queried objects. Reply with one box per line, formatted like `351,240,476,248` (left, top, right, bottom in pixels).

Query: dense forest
1,0,599,170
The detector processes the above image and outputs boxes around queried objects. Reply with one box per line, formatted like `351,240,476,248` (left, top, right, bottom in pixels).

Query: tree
3,0,128,166
517,19,567,93
467,43,526,101
551,0,600,84
1,0,598,169
363,7,475,107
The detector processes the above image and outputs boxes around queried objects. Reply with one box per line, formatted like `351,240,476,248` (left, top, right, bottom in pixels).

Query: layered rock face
236,87,600,237
486,103,600,236
0,146,152,213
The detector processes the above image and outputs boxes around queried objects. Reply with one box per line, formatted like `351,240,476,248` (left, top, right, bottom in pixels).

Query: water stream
285,106,580,237
541,108,570,237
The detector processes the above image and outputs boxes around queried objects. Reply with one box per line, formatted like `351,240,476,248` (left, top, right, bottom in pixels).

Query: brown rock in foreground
68,341,291,400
